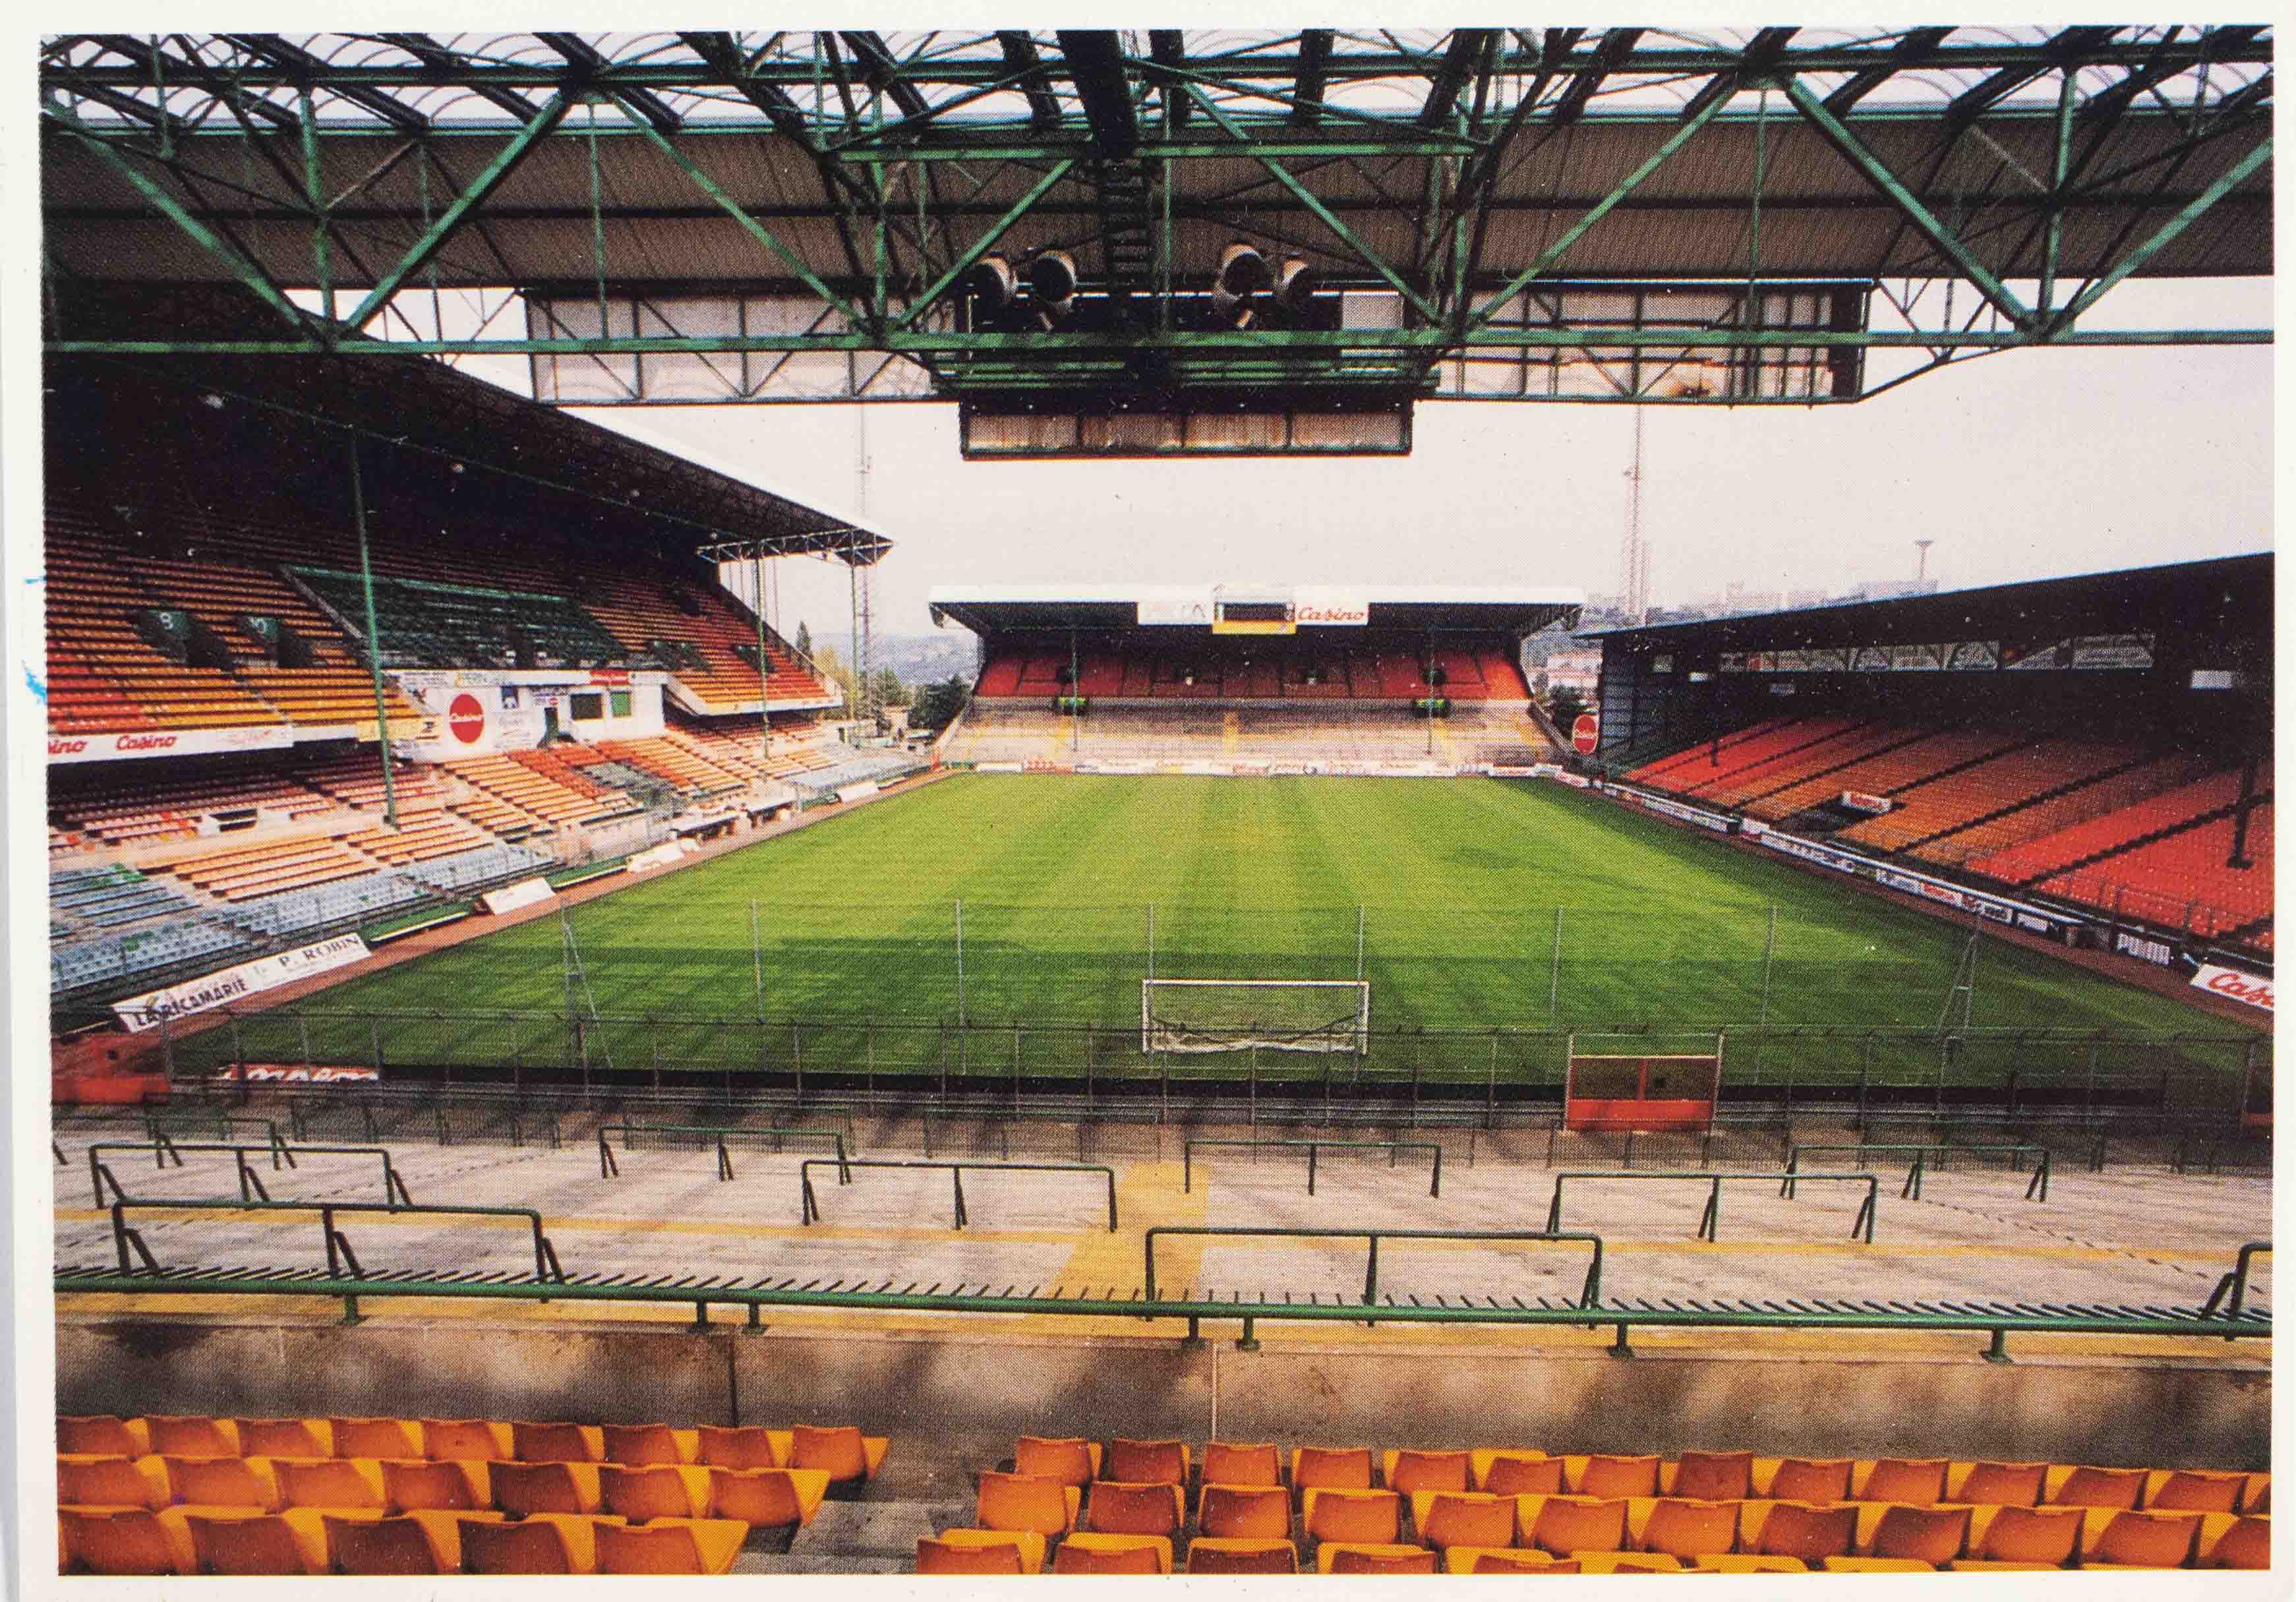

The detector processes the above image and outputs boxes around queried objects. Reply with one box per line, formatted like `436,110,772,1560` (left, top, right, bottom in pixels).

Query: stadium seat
184,1510,334,1574
1082,1479,1185,1539
1668,1449,1754,1500
1950,1460,2049,1506
59,1415,152,1457
2079,1508,2205,1568
2048,1464,2148,1510
1479,1452,1565,1495
1292,1445,1376,1493
1198,1483,1291,1540
326,1512,461,1575
1517,1494,1630,1556
1013,1435,1101,1487
706,1466,831,1531
1949,1502,2084,1568
790,1423,887,1484
2197,1513,2270,1570
382,1458,494,1515
1632,1496,1742,1561
1385,1448,1471,1495
2144,1469,2250,1512
1410,1489,1516,1551
1107,1438,1189,1485
1316,1542,1437,1573
238,1418,333,1458
1303,1487,1401,1546
1443,1548,1577,1574
1819,1556,1937,1572
697,1425,792,1469
918,1533,1032,1574
1854,1456,1949,1504
330,1417,423,1459
489,1459,607,1518
1574,1551,1684,1573
459,1514,604,1574
144,1415,241,1457
421,1418,514,1462
974,1469,1081,1543
1854,1501,1972,1564
1053,1535,1170,1574
274,1455,390,1514
57,1453,169,1510
57,1508,197,1576
1185,1538,1298,1573
511,1420,605,1463
1570,1452,1662,1497
1742,1500,1859,1561
1692,1555,1810,1574
1758,1456,1854,1500
1202,1440,1281,1487
2248,1476,2273,1513
601,1422,699,1466
594,1517,748,1575
163,1454,282,1513
599,1463,714,1522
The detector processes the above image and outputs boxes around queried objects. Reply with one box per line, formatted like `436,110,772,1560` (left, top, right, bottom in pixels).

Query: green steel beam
2055,135,2273,326
1783,75,2033,329
339,86,572,334
1185,80,1443,325
1461,90,1730,339
896,159,1074,331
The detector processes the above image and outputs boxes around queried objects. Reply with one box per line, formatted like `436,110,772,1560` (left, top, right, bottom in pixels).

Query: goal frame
1140,977,1372,1056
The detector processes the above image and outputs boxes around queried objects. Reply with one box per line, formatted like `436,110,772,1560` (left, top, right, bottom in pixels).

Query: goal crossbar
1142,978,1370,1055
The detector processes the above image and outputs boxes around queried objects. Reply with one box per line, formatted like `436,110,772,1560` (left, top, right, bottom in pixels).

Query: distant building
1543,646,1604,696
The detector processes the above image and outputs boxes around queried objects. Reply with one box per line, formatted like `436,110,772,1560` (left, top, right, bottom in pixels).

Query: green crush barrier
798,1158,1119,1232
86,1141,413,1210
1182,1139,1443,1197
103,1197,563,1290
1545,1170,1880,1243
597,1123,852,1183
2204,1242,2273,1321
1781,1143,2052,1203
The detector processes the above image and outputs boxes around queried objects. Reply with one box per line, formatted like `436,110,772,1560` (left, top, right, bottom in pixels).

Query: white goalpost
1140,978,1371,1055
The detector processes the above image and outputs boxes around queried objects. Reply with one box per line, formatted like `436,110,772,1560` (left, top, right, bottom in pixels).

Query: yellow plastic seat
707,1466,832,1530
1203,1441,1281,1487
1442,1547,1575,1574
601,1422,699,1466
1854,1457,1949,1506
2197,1512,2270,1569
1668,1450,1754,1502
59,1415,151,1457
976,1469,1081,1537
2146,1470,2249,1513
185,1510,333,1574
57,1453,169,1510
1318,1541,1437,1573
1293,1444,1376,1494
1632,1495,1742,1560
237,1419,332,1459
1200,1483,1290,1539
1185,1537,1298,1573
1107,1438,1189,1486
490,1458,606,1518
144,1416,242,1458
1015,1435,1101,1487
459,1513,604,1574
57,1507,196,1575
2080,1508,2204,1568
1385,1448,1471,1496
1517,1493,1630,1557
382,1457,493,1514
1412,1490,1517,1552
421,1419,513,1462
595,1516,748,1574
1304,1486,1401,1545
918,1531,1036,1574
697,1425,792,1469
791,1423,888,1483
330,1417,423,1460
511,1420,605,1463
600,1462,714,1522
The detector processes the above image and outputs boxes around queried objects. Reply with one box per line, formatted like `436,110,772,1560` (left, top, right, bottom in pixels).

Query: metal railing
86,1141,413,1210
1142,1225,1606,1344
798,1158,1119,1232
1546,1170,1879,1243
1781,1143,2051,1202
2204,1242,2272,1320
1182,1139,1443,1197
145,1110,287,1158
104,1197,563,1288
597,1123,852,1183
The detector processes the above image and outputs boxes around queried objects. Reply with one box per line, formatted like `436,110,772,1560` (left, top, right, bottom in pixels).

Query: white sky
580,275,2272,649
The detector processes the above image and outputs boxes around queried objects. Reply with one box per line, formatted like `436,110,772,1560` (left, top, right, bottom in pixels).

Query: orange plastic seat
1765,1456,1852,1501
601,1422,697,1466
1413,1490,1516,1552
511,1420,603,1463
489,1459,604,1518
599,1463,711,1522
1319,1541,1437,1573
2147,1470,2249,1513
1482,1454,1564,1495
707,1466,831,1529
697,1425,789,1469
1693,1555,1808,1574
1669,1450,1753,1501
791,1424,888,1483
2082,1509,2204,1568
595,1517,748,1575
459,1513,603,1574
1820,1556,1935,1572
382,1458,492,1514
57,1454,169,1510
1304,1486,1401,1545
324,1513,460,1574
1444,1548,1577,1574
2051,1464,2147,1510
2199,1514,2270,1569
1573,1453,1661,1498
918,1533,1030,1574
164,1454,281,1513
1054,1534,1170,1573
144,1417,241,1458
57,1508,196,1576
1014,1436,1101,1487
1858,1457,1948,1505
1637,1496,1741,1560
419,1419,511,1462
1864,1502,1972,1565
1954,1460,2048,1506
237,1419,332,1459
1107,1438,1189,1485
1200,1483,1290,1539
274,1456,390,1514
1953,1503,2083,1568
185,1510,331,1574
1386,1448,1471,1496
1519,1494,1629,1557
59,1416,151,1457
1576,1551,1684,1573
1293,1445,1375,1493
1202,1441,1281,1487
1747,1500,1858,1561
1084,1479,1185,1537
975,1469,1081,1537
329,1417,422,1459
1185,1537,1299,1573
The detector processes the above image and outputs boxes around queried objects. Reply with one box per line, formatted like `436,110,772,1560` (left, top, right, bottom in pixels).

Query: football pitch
183,775,2260,1094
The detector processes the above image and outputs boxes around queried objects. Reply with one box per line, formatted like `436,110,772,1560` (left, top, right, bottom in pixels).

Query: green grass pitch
194,775,2258,1090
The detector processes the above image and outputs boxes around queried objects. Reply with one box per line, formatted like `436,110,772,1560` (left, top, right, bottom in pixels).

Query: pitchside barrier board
1563,1052,1722,1133
112,934,372,1033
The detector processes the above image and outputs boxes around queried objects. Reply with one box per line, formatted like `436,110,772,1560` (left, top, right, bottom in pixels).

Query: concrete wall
55,1316,2268,1472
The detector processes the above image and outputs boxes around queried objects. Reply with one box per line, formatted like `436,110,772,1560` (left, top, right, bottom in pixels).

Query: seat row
57,1414,887,1481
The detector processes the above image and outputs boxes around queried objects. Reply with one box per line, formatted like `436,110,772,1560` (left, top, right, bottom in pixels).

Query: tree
908,674,971,734
794,620,813,660
871,665,909,708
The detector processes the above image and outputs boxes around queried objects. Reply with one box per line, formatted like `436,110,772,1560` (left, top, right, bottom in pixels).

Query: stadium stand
1736,727,2024,821
2036,802,2274,940
1974,767,2268,887
1830,737,2154,854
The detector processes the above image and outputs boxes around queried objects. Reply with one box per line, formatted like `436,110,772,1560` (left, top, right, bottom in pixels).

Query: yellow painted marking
1222,711,1239,757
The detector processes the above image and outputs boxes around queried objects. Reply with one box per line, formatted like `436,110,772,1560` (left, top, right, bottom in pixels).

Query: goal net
1141,978,1370,1055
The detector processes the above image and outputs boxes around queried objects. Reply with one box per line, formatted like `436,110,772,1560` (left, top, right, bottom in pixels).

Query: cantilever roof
930,583,1583,636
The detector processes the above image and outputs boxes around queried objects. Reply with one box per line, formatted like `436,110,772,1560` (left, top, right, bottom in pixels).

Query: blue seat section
401,841,557,894
51,920,255,994
226,871,427,941
791,752,929,796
